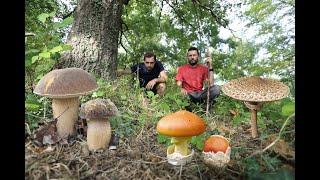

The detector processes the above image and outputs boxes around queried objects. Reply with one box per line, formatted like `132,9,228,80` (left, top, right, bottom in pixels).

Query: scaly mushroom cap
156,110,206,137
34,68,98,98
221,76,290,102
203,135,229,153
79,98,118,120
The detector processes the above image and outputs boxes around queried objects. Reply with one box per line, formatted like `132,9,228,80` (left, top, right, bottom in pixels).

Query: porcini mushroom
79,98,118,151
221,76,290,138
33,68,98,139
156,110,206,165
202,135,231,168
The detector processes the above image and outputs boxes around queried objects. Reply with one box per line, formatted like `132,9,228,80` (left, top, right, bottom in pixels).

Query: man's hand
180,88,188,96
205,57,212,67
146,78,158,90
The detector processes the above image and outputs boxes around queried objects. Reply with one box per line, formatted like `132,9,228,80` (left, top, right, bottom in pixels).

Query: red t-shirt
175,64,209,93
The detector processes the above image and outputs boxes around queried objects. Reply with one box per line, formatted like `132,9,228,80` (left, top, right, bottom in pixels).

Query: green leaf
49,46,63,53
39,52,51,58
159,103,170,112
36,73,44,81
146,91,155,98
25,103,40,111
96,90,105,97
37,13,50,23
31,56,40,64
191,134,205,150
53,17,74,29
61,16,74,26
25,49,40,55
62,44,73,50
25,58,32,67
281,103,295,116
49,11,56,17
157,134,170,145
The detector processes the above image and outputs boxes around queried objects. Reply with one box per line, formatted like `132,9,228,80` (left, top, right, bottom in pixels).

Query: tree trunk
63,0,123,80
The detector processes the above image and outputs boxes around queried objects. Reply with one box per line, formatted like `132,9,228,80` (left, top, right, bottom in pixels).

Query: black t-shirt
131,61,165,88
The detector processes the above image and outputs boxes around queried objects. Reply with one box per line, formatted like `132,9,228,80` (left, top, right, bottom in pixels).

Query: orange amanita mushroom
222,76,289,138
157,110,206,165
202,135,231,168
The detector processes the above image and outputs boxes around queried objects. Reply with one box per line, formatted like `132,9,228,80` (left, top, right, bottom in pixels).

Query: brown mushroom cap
80,98,118,119
34,68,98,98
156,110,206,137
221,76,290,102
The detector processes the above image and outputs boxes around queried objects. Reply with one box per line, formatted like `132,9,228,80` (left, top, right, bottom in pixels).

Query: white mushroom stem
87,119,111,150
244,101,264,138
169,137,192,156
53,97,79,139
250,108,258,138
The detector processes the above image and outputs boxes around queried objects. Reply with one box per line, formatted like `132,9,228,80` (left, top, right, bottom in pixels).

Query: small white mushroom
79,98,118,151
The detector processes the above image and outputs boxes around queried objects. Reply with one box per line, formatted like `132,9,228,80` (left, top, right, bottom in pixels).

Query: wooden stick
205,48,212,117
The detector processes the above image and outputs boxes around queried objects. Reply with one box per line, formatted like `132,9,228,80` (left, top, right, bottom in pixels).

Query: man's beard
188,59,198,66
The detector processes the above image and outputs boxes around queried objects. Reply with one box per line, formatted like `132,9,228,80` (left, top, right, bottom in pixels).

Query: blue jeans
188,85,221,105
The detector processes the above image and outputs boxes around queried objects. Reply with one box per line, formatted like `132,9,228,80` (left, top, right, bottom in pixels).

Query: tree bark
62,0,123,80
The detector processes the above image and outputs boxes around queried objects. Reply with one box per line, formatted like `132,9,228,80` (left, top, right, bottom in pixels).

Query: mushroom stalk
53,97,79,138
170,137,191,156
244,101,263,138
87,119,111,150
250,108,258,138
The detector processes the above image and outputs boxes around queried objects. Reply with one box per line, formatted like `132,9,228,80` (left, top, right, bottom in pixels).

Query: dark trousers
188,85,221,105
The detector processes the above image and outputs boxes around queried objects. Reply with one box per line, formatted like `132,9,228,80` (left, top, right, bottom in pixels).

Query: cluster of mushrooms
33,68,118,151
156,110,231,167
156,76,289,167
33,68,290,167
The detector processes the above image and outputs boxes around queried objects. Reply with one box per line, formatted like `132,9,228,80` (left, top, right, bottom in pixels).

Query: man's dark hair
144,52,156,61
188,47,200,56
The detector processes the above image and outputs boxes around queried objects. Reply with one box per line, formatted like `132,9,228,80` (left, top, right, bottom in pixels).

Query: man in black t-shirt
117,52,168,96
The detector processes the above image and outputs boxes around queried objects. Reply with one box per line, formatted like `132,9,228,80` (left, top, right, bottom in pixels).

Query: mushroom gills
167,137,192,156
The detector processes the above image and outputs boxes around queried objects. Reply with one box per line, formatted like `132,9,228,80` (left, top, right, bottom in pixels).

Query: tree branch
192,0,228,28
62,8,76,20
277,0,295,8
163,0,196,29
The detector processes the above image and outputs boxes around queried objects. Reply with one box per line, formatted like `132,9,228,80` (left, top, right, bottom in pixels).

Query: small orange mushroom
202,135,231,168
203,135,229,153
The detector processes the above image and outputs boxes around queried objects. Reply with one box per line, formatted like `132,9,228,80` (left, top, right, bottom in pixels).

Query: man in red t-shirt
175,47,220,109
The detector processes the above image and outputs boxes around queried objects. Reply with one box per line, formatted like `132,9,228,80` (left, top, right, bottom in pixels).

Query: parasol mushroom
221,76,290,138
34,68,98,139
79,98,118,151
202,135,231,168
156,110,206,165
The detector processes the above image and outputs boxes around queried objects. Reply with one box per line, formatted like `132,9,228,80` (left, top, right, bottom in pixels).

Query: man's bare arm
156,70,168,83
116,69,132,77
176,80,188,95
145,70,168,90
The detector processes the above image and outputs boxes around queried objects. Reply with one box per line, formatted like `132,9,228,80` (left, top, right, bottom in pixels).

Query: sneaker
109,134,119,150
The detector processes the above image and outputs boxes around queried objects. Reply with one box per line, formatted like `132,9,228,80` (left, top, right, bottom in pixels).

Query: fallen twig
248,113,295,158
